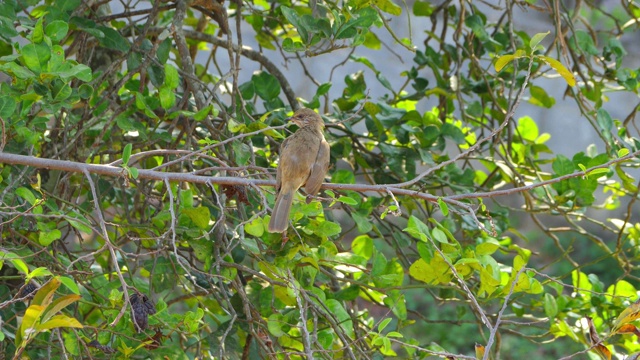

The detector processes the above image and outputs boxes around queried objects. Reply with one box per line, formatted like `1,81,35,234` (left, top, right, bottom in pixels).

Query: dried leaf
611,298,640,334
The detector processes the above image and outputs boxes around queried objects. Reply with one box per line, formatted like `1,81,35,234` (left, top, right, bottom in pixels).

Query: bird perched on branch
268,108,330,233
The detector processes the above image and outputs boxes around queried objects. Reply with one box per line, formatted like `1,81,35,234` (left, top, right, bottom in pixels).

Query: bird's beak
287,116,302,127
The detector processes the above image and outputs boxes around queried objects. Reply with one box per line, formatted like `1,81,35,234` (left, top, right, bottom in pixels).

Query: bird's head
288,108,324,128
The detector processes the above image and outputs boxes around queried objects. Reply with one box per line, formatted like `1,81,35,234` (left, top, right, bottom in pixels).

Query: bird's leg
306,193,333,204
280,233,289,249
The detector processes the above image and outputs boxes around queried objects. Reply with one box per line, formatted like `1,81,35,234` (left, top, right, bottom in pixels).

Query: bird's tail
268,189,294,232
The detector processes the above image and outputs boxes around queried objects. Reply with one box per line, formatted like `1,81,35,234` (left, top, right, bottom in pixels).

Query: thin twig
483,265,526,360
82,169,135,330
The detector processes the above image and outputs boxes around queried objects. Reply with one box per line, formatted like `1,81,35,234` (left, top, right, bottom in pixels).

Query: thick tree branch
1,150,637,207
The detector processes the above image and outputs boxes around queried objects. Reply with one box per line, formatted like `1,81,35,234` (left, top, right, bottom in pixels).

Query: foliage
1,0,640,359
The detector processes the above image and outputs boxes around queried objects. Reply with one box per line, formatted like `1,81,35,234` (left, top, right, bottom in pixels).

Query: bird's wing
304,137,330,195
275,137,291,194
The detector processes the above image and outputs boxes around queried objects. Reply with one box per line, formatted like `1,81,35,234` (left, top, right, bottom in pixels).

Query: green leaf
97,26,131,52
528,85,555,108
27,267,52,280
280,6,308,43
544,293,558,319
156,37,171,64
516,116,539,142
440,122,466,144
552,155,574,176
337,196,358,205
127,166,138,179
1,62,36,79
331,169,355,184
252,71,280,101
587,168,608,177
618,148,630,157
232,141,252,166
21,43,51,74
334,285,360,301
1,251,27,274
180,188,194,208
374,0,402,16
413,1,434,16
267,314,286,337
39,229,61,246
182,206,211,229
577,163,586,173
194,105,214,121
529,31,550,50
0,96,17,118
282,37,305,52
45,20,69,42
404,215,429,242
573,30,599,56
52,82,72,102
57,64,92,82
596,108,613,143
431,228,448,243
11,259,30,275
479,266,501,297
476,238,500,255
159,86,176,109
66,211,93,234
314,220,342,237
571,270,592,301
325,299,354,337
351,212,373,233
437,198,449,216
78,84,93,99
378,317,392,332
245,217,265,237
383,290,407,320
351,235,373,260
63,331,80,356
122,143,132,165
59,276,80,295
135,92,158,119
56,0,81,12
32,18,44,43
164,63,179,89
336,8,378,40
274,285,296,306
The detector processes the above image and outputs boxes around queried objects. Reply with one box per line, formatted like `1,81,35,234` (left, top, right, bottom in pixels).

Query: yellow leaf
538,55,576,86
495,54,516,72
409,257,452,285
17,305,44,346
36,314,84,331
274,285,296,306
32,277,61,307
41,294,82,323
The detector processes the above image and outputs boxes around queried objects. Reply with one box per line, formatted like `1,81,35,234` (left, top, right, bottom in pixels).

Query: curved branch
172,0,207,109
182,30,299,110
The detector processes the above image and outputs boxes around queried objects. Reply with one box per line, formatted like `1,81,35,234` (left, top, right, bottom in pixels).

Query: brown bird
268,108,330,233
